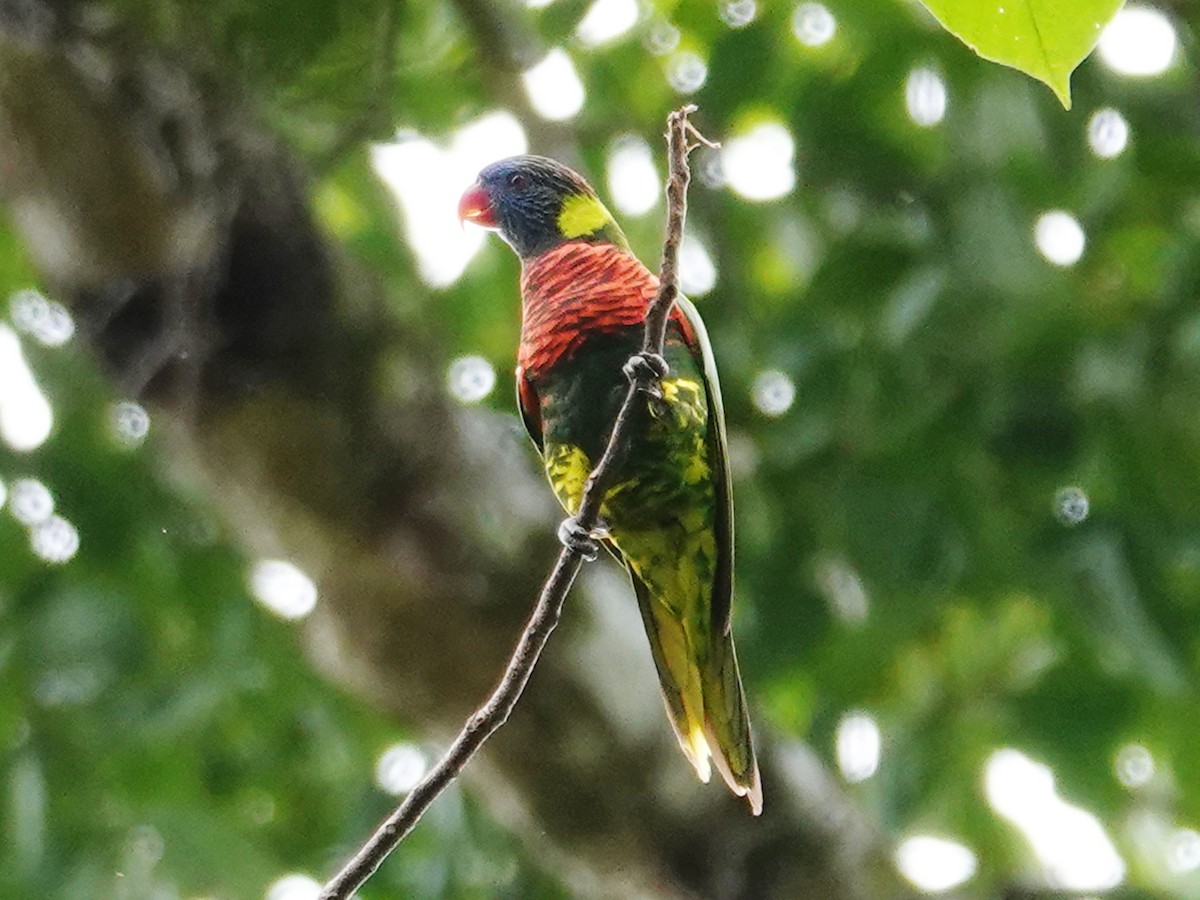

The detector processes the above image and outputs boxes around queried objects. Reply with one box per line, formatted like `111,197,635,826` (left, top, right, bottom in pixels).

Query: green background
2,0,1199,897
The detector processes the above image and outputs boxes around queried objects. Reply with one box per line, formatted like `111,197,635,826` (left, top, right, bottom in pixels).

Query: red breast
518,242,657,377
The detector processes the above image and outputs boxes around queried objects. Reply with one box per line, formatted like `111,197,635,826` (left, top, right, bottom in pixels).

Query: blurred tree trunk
0,4,911,898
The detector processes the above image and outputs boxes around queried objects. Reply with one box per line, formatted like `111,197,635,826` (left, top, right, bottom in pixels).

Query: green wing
674,296,735,635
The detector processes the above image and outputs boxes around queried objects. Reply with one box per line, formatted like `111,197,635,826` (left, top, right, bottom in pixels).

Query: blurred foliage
0,345,565,897
4,0,1200,897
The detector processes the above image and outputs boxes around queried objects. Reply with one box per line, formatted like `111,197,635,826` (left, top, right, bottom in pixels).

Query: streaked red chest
518,242,658,378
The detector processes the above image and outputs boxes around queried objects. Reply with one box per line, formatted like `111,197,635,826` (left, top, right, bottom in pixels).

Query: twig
572,106,710,526
318,104,710,900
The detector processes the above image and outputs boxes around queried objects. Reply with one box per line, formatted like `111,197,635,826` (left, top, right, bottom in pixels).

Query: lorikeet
459,156,762,815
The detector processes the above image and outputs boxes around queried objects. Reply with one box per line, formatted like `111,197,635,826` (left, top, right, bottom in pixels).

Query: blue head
458,155,627,259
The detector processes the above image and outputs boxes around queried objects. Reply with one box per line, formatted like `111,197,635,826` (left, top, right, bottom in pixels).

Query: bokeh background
1,0,1199,897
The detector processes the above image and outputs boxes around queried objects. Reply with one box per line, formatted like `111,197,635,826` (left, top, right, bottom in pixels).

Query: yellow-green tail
630,568,763,815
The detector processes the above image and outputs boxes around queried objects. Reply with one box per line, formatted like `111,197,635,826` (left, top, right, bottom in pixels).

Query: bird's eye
508,173,527,191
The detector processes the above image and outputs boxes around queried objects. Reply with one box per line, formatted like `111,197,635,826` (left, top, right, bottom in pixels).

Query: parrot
458,155,762,815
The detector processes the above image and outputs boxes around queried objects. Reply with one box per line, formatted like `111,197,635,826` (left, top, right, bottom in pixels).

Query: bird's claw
557,516,606,561
623,352,669,397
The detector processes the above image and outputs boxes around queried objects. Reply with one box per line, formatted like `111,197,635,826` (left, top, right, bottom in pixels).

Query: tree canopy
2,1,1199,898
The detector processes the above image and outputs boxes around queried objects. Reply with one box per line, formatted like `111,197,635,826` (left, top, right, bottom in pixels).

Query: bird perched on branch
459,155,762,815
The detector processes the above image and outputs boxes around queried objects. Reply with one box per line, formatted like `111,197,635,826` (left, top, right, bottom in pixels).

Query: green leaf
918,0,1124,108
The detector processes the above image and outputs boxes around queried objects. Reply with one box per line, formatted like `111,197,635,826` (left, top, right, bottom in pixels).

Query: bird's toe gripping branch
557,516,609,561
623,352,669,398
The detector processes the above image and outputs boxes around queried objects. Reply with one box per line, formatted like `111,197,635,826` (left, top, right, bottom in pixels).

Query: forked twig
318,104,712,900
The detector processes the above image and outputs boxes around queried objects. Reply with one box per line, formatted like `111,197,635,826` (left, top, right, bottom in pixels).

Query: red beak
458,182,497,228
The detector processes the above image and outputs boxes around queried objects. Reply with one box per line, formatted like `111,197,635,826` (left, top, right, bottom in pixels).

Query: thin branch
574,105,707,525
318,104,710,900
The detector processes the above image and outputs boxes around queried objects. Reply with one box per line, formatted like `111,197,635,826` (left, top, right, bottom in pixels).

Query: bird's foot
557,516,607,561
623,352,669,398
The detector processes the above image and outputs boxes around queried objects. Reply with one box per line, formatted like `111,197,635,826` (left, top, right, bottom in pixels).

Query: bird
459,155,762,815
